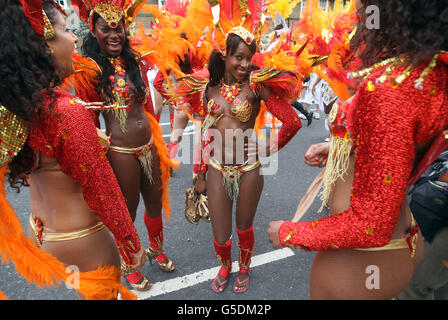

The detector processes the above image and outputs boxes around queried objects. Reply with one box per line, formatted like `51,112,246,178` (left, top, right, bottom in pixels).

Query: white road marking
132,248,295,300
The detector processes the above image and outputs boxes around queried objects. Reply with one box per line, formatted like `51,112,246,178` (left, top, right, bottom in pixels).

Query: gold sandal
121,261,152,291
197,193,210,222
185,187,200,225
145,247,176,272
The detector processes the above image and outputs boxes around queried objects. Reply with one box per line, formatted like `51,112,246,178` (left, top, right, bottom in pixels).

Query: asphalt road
0,107,330,301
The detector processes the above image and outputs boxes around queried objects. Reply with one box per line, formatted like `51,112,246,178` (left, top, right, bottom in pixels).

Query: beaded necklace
108,57,131,134
348,52,442,91
220,81,242,104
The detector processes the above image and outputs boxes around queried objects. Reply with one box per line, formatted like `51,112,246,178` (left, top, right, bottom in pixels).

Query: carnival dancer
70,0,179,291
175,0,312,293
268,0,448,299
0,0,146,299
141,1,212,225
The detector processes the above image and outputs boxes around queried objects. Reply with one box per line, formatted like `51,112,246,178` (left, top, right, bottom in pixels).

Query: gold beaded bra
209,81,253,123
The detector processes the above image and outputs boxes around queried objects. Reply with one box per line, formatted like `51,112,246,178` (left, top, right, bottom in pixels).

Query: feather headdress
292,0,359,100
71,0,145,30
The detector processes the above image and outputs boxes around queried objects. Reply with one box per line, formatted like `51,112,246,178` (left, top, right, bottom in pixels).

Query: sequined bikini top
206,98,253,123
207,81,253,123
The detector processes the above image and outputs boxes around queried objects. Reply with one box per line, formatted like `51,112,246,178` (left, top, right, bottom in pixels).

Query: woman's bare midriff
310,149,426,299
27,153,120,271
103,98,152,148
208,84,260,165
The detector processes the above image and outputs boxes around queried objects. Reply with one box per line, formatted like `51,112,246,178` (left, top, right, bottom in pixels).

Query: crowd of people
0,0,447,300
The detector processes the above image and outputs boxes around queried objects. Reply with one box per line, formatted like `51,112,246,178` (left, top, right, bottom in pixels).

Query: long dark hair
208,33,257,87
81,13,146,101
356,0,448,66
0,0,61,191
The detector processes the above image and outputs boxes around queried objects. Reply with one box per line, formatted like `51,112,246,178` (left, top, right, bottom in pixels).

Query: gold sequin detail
414,53,439,90
0,104,28,167
93,2,124,27
344,131,350,141
328,102,339,124
365,227,374,235
284,230,294,243
384,173,393,184
390,77,399,89
231,99,252,122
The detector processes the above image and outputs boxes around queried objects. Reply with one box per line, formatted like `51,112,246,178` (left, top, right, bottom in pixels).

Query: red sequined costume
64,53,178,216
0,0,139,299
279,53,448,251
27,89,142,260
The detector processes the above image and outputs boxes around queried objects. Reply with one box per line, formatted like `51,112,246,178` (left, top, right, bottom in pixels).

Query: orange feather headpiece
206,0,267,55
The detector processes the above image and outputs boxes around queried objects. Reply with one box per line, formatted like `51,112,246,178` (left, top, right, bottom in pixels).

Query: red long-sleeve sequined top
279,57,448,251
27,89,141,257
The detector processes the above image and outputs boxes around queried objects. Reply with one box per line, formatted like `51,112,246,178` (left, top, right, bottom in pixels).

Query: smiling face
92,16,126,58
45,9,78,79
222,40,254,84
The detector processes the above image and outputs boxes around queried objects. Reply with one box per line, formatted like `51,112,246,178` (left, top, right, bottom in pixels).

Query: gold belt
208,158,261,173
354,238,409,252
354,213,419,258
30,214,105,247
108,136,154,156
208,159,261,201
108,136,155,183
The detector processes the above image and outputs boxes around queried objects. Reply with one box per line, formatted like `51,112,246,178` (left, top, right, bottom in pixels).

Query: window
56,0,68,9
319,0,330,12
158,0,166,7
